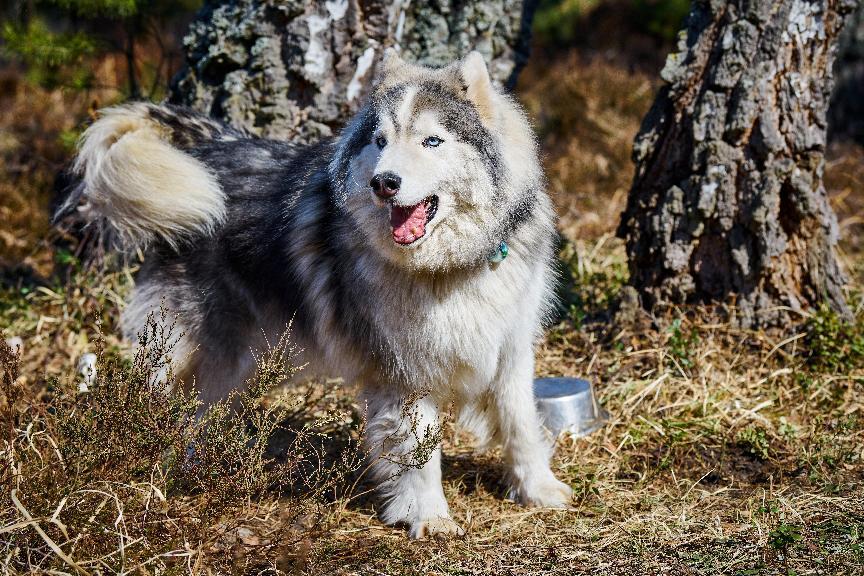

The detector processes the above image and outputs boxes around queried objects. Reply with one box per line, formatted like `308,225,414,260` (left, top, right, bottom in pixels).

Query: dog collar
488,241,508,264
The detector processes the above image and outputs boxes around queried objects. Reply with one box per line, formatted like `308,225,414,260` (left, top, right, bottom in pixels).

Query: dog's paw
408,517,466,540
512,475,573,509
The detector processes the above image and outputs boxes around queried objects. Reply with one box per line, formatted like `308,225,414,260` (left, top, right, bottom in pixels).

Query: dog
62,50,573,538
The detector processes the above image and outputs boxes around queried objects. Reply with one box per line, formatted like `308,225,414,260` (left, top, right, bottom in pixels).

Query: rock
4,337,23,356
77,353,97,392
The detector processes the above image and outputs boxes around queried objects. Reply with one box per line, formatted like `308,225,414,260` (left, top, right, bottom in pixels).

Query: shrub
666,317,699,369
804,302,864,373
736,425,771,461
1,310,360,574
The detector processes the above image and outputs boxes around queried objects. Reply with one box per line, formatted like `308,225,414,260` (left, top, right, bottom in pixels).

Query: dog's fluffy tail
62,102,233,250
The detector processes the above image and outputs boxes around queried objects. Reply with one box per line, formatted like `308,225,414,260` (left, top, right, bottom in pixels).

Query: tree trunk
618,0,857,328
168,0,535,143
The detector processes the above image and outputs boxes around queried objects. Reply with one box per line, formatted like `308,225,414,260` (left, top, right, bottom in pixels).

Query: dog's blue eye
375,136,387,149
423,136,443,148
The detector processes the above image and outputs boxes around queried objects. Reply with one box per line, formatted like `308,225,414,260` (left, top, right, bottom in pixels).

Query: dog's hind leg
121,275,258,406
172,304,263,406
492,338,574,509
362,390,464,539
175,343,257,406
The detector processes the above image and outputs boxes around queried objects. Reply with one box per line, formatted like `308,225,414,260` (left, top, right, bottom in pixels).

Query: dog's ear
379,47,405,78
460,51,495,122
374,47,412,90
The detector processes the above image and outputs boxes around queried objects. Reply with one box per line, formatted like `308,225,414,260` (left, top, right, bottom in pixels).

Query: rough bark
618,0,857,328
168,0,535,142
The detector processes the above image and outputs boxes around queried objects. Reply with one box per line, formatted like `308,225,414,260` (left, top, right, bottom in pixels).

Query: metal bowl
533,377,608,438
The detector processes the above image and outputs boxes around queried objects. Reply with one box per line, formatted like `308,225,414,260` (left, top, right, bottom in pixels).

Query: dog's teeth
410,226,418,236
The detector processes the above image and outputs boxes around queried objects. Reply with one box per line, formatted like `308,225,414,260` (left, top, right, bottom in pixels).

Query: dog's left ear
460,51,495,123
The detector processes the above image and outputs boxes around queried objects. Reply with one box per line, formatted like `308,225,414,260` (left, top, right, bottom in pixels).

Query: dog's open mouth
389,195,439,245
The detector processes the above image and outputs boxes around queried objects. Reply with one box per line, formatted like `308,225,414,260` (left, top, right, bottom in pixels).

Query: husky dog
63,50,572,538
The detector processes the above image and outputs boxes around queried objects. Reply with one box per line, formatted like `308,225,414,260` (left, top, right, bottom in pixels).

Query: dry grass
2,244,861,575
1,275,364,574
0,74,77,278
299,238,864,575
0,43,174,280
1,51,864,575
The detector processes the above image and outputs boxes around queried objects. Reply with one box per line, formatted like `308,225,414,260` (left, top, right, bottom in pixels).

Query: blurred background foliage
1,0,200,96
534,0,689,45
0,0,200,275
1,0,688,102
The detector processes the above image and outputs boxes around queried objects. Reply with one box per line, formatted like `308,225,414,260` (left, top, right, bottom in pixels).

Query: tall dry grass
1,281,362,573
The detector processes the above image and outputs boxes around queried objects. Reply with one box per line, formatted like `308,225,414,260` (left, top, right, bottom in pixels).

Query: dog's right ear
379,48,405,79
460,51,495,123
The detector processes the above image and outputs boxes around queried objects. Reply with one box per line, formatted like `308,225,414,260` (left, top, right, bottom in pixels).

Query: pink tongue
390,202,427,245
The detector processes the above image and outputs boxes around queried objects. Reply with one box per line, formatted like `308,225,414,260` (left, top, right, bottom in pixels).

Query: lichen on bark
618,0,858,328
169,0,534,143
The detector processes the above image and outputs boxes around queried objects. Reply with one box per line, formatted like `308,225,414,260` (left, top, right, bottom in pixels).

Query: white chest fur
352,247,549,393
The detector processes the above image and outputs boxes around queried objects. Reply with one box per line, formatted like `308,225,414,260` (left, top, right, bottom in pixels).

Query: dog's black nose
370,171,401,199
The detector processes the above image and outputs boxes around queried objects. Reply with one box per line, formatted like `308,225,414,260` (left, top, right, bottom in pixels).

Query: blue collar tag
488,241,508,264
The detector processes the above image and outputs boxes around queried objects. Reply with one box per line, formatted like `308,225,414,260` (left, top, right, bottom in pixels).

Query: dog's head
330,50,544,272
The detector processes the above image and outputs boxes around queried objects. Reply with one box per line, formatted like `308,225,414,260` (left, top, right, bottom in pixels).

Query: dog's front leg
362,391,464,539
493,342,573,508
